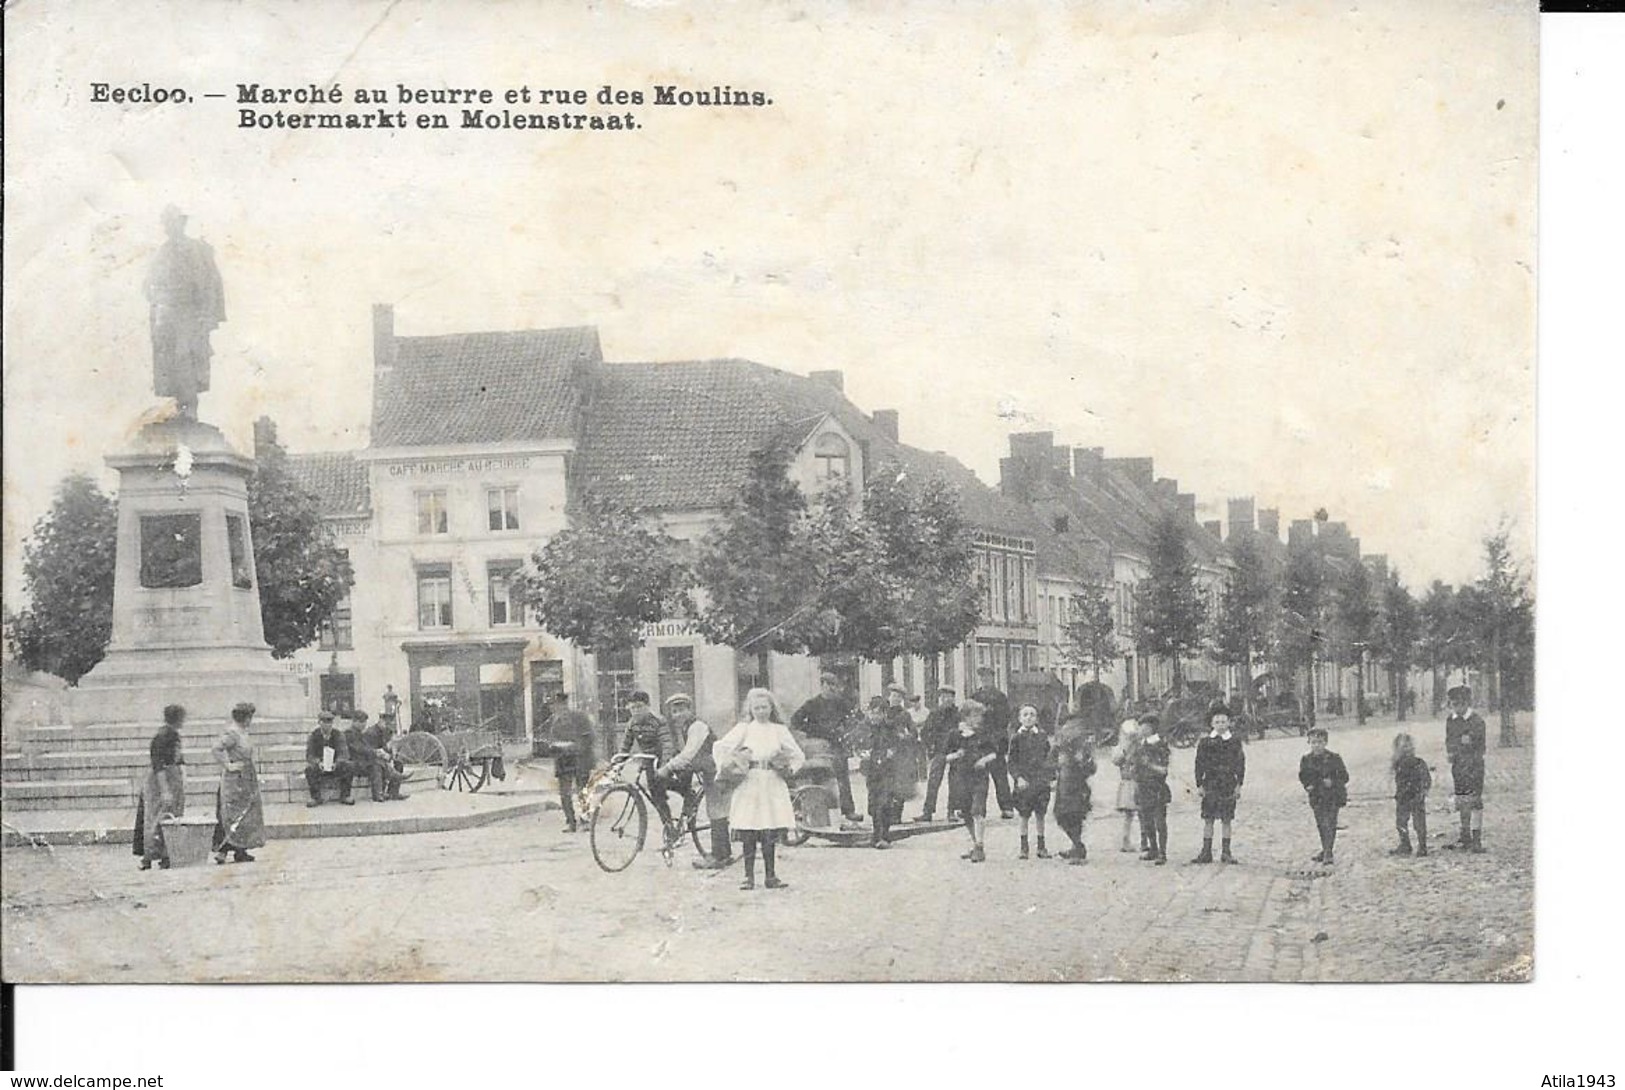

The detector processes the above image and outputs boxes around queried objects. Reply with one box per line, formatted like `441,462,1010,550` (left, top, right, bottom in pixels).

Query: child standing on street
1191,705,1246,864
1444,685,1488,853
1007,704,1054,859
1134,712,1172,865
945,699,998,863
1391,732,1432,856
863,696,904,849
1111,716,1143,853
1051,711,1097,864
1298,727,1350,864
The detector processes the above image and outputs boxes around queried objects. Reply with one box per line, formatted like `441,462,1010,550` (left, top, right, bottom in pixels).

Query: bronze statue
144,206,225,420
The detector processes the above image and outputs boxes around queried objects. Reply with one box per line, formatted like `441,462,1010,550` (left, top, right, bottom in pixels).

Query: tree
1417,581,1457,716
1062,579,1117,683
1376,574,1420,721
1478,528,1533,745
1335,560,1378,723
1133,510,1206,693
250,419,356,658
1209,535,1274,714
694,441,816,684
4,474,118,683
518,491,694,660
1281,537,1327,726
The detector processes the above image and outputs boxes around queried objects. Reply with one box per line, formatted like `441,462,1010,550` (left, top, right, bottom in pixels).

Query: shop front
403,636,529,737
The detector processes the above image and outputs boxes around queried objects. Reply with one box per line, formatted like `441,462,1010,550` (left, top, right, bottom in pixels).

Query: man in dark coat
353,711,408,802
1444,685,1488,853
792,672,862,825
969,667,1015,818
305,710,354,806
1191,705,1245,863
916,686,959,821
548,690,597,832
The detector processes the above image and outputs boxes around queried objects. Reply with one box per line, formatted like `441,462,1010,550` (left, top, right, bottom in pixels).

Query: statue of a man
144,206,225,420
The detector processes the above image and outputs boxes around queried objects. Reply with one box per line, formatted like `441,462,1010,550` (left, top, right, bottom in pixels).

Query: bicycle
586,753,712,873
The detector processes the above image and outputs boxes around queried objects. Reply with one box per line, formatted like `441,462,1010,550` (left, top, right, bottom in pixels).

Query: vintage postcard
2,0,1535,986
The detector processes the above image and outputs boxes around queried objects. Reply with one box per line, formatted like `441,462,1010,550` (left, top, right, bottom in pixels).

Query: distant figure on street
1191,705,1245,865
305,709,354,807
1051,709,1097,864
791,672,862,826
547,691,597,833
945,698,998,863
969,667,1015,819
1007,704,1054,859
134,704,187,870
1298,726,1350,865
1443,685,1488,853
212,702,266,864
1134,712,1171,865
916,686,959,822
381,684,403,733
1390,732,1432,857
713,687,805,891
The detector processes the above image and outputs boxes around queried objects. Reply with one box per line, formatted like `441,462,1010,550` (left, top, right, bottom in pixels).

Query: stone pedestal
71,419,307,724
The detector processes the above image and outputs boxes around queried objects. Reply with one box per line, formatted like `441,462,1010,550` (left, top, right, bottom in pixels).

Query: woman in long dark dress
212,702,267,864
132,704,187,870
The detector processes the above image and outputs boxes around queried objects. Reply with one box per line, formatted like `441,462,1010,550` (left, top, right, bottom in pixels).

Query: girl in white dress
712,687,805,891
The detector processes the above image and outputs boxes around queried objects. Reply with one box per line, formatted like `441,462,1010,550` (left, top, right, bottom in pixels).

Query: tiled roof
371,327,600,448
287,451,370,517
576,359,1092,576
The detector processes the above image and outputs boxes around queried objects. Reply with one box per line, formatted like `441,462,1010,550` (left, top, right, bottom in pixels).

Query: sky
2,0,1537,597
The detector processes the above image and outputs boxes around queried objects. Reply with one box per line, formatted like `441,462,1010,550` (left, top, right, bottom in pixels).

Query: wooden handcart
388,728,506,792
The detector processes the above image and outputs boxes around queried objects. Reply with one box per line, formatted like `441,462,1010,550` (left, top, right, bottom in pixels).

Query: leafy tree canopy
5,474,118,684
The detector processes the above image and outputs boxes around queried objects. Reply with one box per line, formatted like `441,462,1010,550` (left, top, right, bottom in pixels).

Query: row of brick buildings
283,306,1388,738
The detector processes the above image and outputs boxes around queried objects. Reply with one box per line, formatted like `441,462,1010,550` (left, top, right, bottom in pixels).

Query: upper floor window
487,560,522,627
319,597,354,649
417,565,453,629
812,433,851,484
416,490,449,535
487,487,520,532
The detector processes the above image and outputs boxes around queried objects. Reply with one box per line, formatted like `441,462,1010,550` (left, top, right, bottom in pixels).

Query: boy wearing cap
1444,685,1488,853
969,667,1015,819
1298,727,1350,864
1133,713,1172,864
917,687,959,822
863,695,906,848
619,691,681,834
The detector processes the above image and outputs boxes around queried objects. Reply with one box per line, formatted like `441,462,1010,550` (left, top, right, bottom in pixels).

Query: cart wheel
591,785,647,873
390,732,448,779
788,784,834,847
688,784,712,861
446,758,487,792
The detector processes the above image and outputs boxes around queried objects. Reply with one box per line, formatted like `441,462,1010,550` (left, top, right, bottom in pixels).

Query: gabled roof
370,327,600,448
287,451,370,517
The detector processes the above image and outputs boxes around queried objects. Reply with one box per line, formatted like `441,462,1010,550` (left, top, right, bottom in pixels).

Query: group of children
935,683,1494,868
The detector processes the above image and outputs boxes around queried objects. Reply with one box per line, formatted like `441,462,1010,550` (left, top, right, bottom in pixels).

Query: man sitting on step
355,710,409,802
305,710,355,807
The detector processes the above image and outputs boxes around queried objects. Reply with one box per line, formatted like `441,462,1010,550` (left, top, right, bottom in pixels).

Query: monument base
71,645,309,725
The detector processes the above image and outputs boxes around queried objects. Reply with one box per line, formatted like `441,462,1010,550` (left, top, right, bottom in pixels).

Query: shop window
139,513,202,589
416,490,449,535
596,648,636,729
225,513,253,589
487,486,520,532
319,673,355,715
658,645,696,710
417,565,453,629
487,560,521,626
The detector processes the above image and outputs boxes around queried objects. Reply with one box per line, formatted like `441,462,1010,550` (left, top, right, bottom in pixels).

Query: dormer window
813,433,851,483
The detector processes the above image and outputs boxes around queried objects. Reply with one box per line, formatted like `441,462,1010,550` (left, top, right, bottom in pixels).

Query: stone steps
1,770,350,811
3,745,309,781
13,721,311,754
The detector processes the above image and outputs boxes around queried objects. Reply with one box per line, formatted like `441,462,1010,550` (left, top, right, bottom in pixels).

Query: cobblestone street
1,715,1532,983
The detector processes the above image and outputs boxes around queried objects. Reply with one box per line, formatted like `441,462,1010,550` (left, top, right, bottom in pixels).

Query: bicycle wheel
788,783,834,847
687,784,712,860
591,784,647,873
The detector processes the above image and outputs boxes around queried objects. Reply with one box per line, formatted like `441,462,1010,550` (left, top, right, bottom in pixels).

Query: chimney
1202,519,1223,538
1258,508,1280,540
1106,457,1155,489
1176,492,1197,522
1154,477,1178,503
1288,519,1315,550
253,416,278,458
1072,447,1104,483
871,409,899,441
1227,497,1256,539
809,370,844,392
372,303,396,375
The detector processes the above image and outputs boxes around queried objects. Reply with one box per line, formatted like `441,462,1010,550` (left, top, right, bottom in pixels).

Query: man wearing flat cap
916,686,959,822
657,694,729,867
792,672,863,826
305,709,354,806
1444,685,1488,852
618,690,682,835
